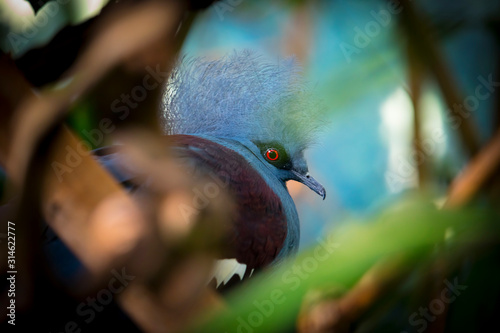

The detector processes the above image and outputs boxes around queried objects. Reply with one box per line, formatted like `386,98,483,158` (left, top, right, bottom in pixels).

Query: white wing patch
209,258,248,288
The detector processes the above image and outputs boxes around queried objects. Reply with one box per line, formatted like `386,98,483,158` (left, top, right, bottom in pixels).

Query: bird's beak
290,170,326,200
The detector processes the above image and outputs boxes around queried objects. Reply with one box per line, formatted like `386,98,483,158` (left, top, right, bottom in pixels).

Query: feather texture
162,50,321,153
167,135,289,269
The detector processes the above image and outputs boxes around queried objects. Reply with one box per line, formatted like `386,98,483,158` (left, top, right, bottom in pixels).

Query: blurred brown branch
398,0,481,157
0,55,35,168
283,1,314,65
0,1,230,332
294,2,498,332
297,256,411,333
6,0,184,185
445,127,500,208
407,42,427,189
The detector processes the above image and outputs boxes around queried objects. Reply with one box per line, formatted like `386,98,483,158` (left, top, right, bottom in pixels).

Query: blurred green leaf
192,198,497,333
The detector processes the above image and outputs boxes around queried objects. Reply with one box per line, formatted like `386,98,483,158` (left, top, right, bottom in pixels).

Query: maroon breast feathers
167,135,288,270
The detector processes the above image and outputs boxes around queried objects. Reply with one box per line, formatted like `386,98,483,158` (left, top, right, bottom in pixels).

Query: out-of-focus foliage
194,198,499,332
0,0,108,57
1,0,500,332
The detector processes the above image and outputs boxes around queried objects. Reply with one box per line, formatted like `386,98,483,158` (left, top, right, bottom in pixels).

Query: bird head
162,50,325,199
250,141,325,199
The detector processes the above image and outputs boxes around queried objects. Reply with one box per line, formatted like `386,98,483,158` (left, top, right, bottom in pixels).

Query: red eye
265,148,279,161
